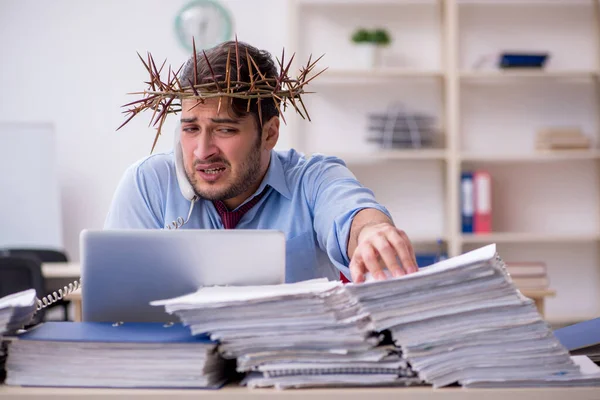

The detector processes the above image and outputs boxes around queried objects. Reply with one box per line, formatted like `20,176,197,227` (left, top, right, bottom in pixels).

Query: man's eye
182,126,199,133
216,128,237,134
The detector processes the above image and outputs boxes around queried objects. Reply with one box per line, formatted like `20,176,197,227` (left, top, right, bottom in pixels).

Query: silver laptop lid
80,229,285,323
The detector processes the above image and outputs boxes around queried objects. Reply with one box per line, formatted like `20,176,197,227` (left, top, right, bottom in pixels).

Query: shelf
297,0,438,5
460,150,600,163
309,68,443,85
460,70,599,81
520,289,557,299
457,0,592,5
460,232,600,244
325,149,448,163
410,236,448,245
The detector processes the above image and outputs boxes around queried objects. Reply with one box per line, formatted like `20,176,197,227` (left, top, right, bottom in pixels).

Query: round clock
174,0,234,52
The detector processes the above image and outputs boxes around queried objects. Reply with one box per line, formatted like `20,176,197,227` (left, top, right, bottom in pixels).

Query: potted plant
351,28,391,69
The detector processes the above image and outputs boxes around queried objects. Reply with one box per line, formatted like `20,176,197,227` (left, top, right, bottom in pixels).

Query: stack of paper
0,289,37,335
346,244,600,388
0,289,37,383
4,321,228,388
152,279,420,389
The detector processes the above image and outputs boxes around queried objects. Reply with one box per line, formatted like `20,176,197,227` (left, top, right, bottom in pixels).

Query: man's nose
193,133,218,161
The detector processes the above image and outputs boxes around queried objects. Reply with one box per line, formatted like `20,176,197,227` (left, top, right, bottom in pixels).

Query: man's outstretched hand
349,221,418,283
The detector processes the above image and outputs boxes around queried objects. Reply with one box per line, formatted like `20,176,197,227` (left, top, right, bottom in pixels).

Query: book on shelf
461,170,492,234
505,261,550,291
535,127,591,151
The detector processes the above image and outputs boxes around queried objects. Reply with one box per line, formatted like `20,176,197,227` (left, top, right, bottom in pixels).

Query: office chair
4,249,70,321
0,256,45,327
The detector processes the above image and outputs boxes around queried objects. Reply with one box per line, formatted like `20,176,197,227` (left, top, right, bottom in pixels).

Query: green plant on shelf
351,28,391,46
372,29,391,46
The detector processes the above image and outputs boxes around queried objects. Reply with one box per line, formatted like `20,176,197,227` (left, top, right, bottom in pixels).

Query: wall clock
175,0,234,52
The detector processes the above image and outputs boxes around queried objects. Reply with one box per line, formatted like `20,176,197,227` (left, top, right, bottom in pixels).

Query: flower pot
353,43,381,69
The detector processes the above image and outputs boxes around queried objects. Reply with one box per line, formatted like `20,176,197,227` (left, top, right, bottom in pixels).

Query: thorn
192,37,198,86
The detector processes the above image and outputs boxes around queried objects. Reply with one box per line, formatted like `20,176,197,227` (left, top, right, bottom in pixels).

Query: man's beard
185,138,262,203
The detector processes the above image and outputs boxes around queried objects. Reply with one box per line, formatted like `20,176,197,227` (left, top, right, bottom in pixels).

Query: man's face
180,98,264,205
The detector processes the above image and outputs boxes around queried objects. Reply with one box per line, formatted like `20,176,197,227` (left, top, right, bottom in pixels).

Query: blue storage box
499,52,549,69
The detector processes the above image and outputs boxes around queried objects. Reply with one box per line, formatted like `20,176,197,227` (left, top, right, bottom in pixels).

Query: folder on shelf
473,170,492,233
460,172,474,233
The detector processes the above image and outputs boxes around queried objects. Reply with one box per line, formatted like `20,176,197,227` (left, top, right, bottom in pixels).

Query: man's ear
262,116,280,151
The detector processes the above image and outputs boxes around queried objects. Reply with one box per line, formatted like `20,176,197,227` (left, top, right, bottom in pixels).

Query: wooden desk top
41,262,81,279
0,385,599,400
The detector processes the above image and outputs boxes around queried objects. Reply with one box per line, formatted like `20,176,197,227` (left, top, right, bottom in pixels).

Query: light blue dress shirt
104,149,392,283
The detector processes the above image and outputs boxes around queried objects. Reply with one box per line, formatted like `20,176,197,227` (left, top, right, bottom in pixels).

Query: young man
105,41,418,283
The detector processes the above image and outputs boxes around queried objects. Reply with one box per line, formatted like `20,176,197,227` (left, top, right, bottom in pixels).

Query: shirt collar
256,151,292,200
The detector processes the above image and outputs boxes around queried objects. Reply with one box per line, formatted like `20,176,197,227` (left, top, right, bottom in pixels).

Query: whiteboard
0,122,63,249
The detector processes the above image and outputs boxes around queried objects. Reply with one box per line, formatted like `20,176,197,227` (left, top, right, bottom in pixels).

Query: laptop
80,229,286,323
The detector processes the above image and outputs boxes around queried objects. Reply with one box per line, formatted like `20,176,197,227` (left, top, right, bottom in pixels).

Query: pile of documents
4,321,228,388
346,244,600,388
152,279,420,389
0,289,37,336
0,289,37,383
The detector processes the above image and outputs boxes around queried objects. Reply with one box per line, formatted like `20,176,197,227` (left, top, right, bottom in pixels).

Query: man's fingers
349,251,365,283
389,229,418,274
361,243,386,281
372,235,405,278
398,230,418,269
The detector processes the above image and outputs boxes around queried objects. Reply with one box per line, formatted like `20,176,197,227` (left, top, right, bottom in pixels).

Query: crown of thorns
117,37,327,153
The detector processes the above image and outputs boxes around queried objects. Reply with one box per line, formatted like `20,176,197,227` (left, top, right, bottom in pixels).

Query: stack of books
151,279,421,389
346,244,600,388
505,261,549,291
535,127,591,151
0,289,37,383
4,321,228,388
0,289,37,335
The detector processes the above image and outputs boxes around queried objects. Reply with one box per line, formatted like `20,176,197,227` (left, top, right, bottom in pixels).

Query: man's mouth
195,164,228,182
200,167,226,174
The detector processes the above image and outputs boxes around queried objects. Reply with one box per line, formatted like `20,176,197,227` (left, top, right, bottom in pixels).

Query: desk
0,385,599,400
41,262,80,279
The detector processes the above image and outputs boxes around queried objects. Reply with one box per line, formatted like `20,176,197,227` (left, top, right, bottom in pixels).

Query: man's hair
179,41,279,128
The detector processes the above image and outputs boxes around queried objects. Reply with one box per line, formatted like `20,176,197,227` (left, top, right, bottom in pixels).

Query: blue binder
16,321,215,344
461,172,474,233
553,318,600,352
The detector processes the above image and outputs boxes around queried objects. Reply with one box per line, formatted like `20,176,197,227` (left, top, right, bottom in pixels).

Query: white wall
0,0,289,261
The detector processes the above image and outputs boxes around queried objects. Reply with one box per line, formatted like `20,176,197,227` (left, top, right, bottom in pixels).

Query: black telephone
36,124,197,312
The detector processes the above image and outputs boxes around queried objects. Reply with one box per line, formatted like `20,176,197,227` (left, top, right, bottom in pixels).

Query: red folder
473,170,492,233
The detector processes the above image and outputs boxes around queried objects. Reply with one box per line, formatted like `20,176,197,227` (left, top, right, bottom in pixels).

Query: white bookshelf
287,0,600,324
460,232,600,245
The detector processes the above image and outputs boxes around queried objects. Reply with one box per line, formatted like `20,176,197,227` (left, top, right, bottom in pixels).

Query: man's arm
305,155,417,282
347,208,418,283
104,160,164,229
